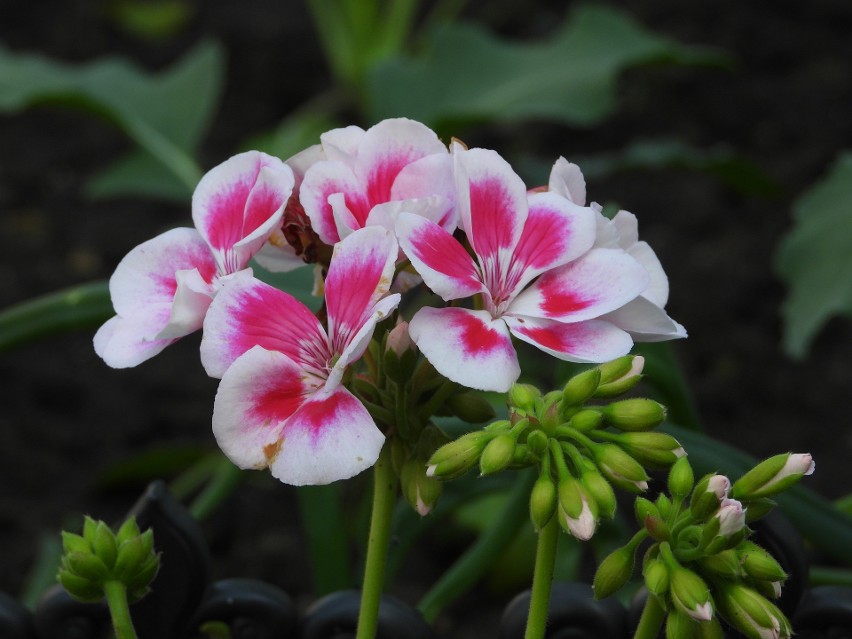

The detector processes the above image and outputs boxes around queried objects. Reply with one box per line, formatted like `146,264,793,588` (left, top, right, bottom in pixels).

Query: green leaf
244,111,340,160
775,152,852,357
0,281,112,354
86,151,191,202
0,40,224,192
664,423,852,565
365,4,729,129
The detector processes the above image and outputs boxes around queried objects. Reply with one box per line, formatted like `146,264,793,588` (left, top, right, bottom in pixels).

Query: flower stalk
525,512,560,639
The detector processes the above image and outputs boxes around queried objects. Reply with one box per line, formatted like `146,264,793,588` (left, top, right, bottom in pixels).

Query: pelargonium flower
94,151,295,368
395,145,650,392
300,117,455,245
199,226,400,485
549,158,686,341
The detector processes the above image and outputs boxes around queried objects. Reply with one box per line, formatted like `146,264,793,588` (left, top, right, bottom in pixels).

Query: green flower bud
601,398,666,432
743,498,777,523
581,470,616,519
596,356,635,384
65,552,110,582
557,476,598,540
656,493,673,519
525,429,550,456
690,474,731,520
595,355,645,398
562,368,601,407
669,566,714,622
634,497,660,525
613,432,686,469
479,432,517,476
92,521,118,569
644,514,671,542
427,431,491,479
401,459,443,516
699,549,742,579
732,453,815,500
567,408,603,432
668,457,694,499
715,583,792,639
445,393,497,424
82,516,98,543
115,518,141,546
593,544,635,599
529,472,558,531
508,383,541,413
61,532,90,555
736,542,787,583
643,557,669,597
592,443,650,493
57,569,103,603
665,609,724,639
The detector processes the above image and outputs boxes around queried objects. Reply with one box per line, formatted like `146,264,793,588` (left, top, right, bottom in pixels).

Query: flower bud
581,470,616,519
529,472,558,531
558,476,598,540
668,456,694,499
596,356,635,384
643,557,669,597
401,459,443,516
690,474,731,520
92,521,118,569
525,429,550,456
736,541,787,583
665,609,724,639
445,393,497,424
592,443,649,492
634,497,660,526
669,566,714,622
613,432,685,468
601,398,666,432
715,583,792,639
479,432,517,476
593,544,635,599
508,383,541,413
595,355,645,398
699,549,742,579
655,493,673,519
562,368,601,407
567,408,603,432
383,321,417,383
732,453,815,500
644,514,671,542
701,499,748,554
427,431,490,479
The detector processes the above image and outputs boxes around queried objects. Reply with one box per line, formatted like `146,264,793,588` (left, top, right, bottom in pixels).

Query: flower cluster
95,117,684,486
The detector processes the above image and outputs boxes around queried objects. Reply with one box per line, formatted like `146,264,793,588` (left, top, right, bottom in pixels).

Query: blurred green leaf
0,40,224,193
86,151,191,202
0,281,112,354
245,111,340,160
96,445,210,489
107,0,194,41
366,4,729,129
775,152,852,358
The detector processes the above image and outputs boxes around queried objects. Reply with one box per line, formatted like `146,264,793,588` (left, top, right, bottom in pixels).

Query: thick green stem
356,442,398,639
525,514,560,639
103,580,138,639
633,592,666,639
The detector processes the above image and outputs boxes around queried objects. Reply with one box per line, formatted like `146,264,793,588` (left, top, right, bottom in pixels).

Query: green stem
809,565,852,587
298,484,352,594
525,514,560,639
416,380,459,422
103,580,138,639
188,460,243,521
633,593,666,639
356,442,398,639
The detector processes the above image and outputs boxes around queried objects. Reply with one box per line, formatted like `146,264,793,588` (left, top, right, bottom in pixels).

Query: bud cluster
58,516,159,603
427,355,684,541
592,453,814,639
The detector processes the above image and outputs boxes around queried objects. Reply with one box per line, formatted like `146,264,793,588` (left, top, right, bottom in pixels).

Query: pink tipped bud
733,453,815,500
385,320,413,356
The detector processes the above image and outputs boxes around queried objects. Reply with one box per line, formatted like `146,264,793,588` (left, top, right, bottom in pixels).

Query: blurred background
1,0,851,633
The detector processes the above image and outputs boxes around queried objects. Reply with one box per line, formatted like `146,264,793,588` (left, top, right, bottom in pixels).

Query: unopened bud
665,610,724,639
525,429,550,456
691,474,731,520
601,398,666,431
593,544,635,599
737,541,787,583
401,459,443,516
732,453,815,500
634,497,660,526
595,355,645,398
643,557,669,597
669,566,714,622
592,443,650,492
384,321,417,382
529,472,558,531
445,393,497,424
558,476,598,540
567,408,603,432
597,356,635,384
581,470,616,519
508,383,540,413
699,549,742,579
613,432,685,468
427,431,490,479
479,432,517,476
715,583,791,639
562,368,601,406
644,514,671,542
668,456,694,499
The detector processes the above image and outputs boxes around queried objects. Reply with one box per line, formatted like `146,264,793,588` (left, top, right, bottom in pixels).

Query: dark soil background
2,0,852,636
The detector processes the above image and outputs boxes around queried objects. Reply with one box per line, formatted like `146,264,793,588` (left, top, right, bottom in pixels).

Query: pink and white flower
549,158,686,342
94,151,295,368
300,118,455,245
395,145,650,392
199,226,400,485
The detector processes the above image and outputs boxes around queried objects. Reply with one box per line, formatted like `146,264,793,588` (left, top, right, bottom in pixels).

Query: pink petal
396,212,483,301
320,125,365,165
390,153,456,230
201,274,329,378
365,196,450,237
504,315,634,363
454,145,527,266
211,346,318,471
409,307,520,392
548,157,587,206
94,314,177,369
503,192,597,299
154,268,214,340
325,227,398,354
192,151,294,271
509,248,649,323
300,160,369,244
268,386,385,485
602,296,687,342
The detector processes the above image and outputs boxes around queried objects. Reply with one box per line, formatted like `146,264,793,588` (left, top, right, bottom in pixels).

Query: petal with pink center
94,313,177,368
602,296,687,342
355,118,449,206
192,151,293,262
509,248,649,323
201,275,328,378
502,192,597,299
390,152,456,230
548,157,587,206
409,306,519,392
154,268,214,340
301,160,370,244
320,125,365,165
211,346,317,471
396,212,483,301
108,227,216,318
454,146,527,265
325,227,398,354
504,315,634,363
365,196,449,237
268,386,385,486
